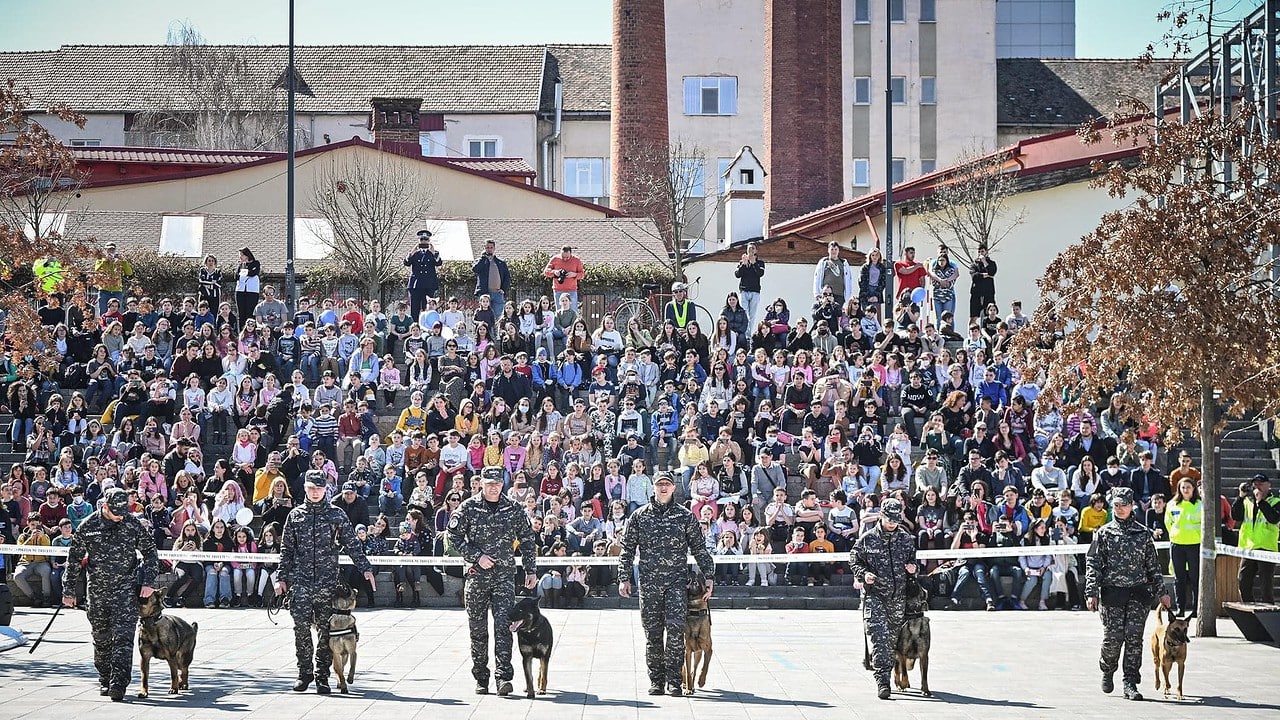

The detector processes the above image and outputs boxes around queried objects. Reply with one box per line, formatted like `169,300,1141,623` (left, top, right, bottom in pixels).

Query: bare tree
918,147,1026,269
308,150,435,300
130,22,294,151
614,137,725,280
0,80,100,367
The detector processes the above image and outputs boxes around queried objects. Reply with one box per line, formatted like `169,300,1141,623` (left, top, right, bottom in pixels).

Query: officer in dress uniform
275,470,375,695
405,229,443,320
447,471,538,695
63,487,160,702
1085,486,1170,701
618,473,715,696
851,497,918,700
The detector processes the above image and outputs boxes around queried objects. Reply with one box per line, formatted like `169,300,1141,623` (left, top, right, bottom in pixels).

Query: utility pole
883,1,895,320
284,0,297,313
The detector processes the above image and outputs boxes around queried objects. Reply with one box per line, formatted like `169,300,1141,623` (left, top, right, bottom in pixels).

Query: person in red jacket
543,246,585,313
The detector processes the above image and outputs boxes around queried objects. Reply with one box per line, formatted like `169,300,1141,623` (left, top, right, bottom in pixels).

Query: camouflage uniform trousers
465,571,516,685
639,582,687,687
290,589,335,681
87,585,141,692
1098,597,1147,684
862,594,905,688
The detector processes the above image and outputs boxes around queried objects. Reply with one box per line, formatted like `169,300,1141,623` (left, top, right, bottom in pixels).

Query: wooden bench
1222,601,1280,646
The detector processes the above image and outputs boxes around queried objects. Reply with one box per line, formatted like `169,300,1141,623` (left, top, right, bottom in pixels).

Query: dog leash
266,589,291,627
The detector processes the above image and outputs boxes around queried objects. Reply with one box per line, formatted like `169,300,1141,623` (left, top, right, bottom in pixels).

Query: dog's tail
1153,606,1166,628
191,622,199,637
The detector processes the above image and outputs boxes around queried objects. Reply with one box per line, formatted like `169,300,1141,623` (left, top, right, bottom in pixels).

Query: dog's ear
152,586,167,601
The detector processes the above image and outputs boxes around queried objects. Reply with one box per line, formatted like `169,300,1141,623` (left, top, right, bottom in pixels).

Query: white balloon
235,507,254,527
442,326,455,341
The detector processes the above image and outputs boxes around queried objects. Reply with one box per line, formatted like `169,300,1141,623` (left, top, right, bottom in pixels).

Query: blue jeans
203,564,231,605
379,492,402,516
10,418,33,444
989,561,1026,602
951,561,993,603
932,295,955,326
487,291,506,312
98,290,124,316
740,291,761,329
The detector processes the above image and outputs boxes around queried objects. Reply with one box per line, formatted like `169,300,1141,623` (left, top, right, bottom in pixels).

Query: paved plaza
1,604,1277,720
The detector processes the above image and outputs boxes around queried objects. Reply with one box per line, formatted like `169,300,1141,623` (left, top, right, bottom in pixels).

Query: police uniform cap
304,470,326,488
1108,486,1135,507
654,474,676,486
881,498,905,522
104,487,130,515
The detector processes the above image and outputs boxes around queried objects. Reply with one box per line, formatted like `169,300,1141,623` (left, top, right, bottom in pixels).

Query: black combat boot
1101,674,1114,694
293,676,312,692
315,678,331,695
648,682,665,696
497,680,513,696
877,684,892,700
1122,682,1143,701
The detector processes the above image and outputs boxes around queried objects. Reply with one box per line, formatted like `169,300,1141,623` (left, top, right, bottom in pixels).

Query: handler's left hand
139,585,155,598
364,571,376,591
702,579,714,601
1159,594,1171,608
905,563,918,575
524,573,537,590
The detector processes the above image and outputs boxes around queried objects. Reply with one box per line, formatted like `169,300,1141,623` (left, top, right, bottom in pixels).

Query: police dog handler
618,472,715,696
276,470,375,694
1085,486,1170,701
851,497,918,700
63,488,160,702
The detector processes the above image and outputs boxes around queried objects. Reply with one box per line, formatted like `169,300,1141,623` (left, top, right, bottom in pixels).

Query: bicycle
611,276,714,332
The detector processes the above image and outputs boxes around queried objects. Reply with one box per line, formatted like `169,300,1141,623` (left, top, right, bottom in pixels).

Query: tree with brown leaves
0,80,100,372
1011,104,1280,637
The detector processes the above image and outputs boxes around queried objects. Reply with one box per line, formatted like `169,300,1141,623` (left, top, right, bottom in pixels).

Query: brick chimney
370,97,423,156
611,0,671,236
763,0,844,229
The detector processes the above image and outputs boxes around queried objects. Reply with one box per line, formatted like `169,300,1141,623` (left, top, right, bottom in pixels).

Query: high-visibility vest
1239,496,1280,552
1164,499,1202,545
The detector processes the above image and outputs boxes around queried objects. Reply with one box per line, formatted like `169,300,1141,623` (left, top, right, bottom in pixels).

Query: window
921,159,937,174
563,157,606,200
466,137,500,157
419,131,446,157
920,0,937,22
70,139,101,147
853,158,870,187
683,76,738,115
23,212,66,241
854,77,872,105
295,218,334,261
717,157,733,195
159,215,204,257
890,77,907,105
890,0,905,22
854,0,870,23
921,77,937,105
892,158,906,185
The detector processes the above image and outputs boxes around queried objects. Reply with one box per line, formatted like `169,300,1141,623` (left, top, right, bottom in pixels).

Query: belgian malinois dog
328,584,360,694
682,574,713,695
508,595,554,698
1150,606,1190,700
137,587,198,698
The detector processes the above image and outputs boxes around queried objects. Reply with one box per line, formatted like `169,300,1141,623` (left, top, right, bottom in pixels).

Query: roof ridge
52,43,555,51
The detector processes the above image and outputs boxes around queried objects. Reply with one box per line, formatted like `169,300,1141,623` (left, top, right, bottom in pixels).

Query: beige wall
666,0,766,240
556,117,611,196
74,144,609,220
688,260,820,329
445,113,539,168
841,0,997,194
27,112,128,146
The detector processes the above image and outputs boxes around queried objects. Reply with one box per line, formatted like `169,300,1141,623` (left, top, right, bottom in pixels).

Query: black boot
293,676,312,692
1101,674,1114,694
395,590,404,607
1122,682,1143,701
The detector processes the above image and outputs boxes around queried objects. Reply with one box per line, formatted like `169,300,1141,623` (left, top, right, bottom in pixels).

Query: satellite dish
235,508,254,527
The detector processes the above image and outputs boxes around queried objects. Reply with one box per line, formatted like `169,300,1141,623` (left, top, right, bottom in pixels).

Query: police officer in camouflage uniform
618,473,715,696
275,471,375,695
447,471,538,696
851,498,918,700
1085,486,1170,701
63,487,160,702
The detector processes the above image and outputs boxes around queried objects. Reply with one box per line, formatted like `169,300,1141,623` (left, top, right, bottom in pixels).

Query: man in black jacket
734,242,765,328
1064,419,1115,475
487,355,531,408
472,238,510,311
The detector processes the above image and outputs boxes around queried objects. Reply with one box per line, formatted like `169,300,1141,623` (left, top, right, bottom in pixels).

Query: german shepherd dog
328,584,360,694
508,595,554,698
862,575,933,696
1150,606,1190,700
682,574,713,695
137,587,198,698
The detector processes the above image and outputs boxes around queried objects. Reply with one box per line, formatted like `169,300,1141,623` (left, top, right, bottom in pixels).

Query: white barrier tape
1215,544,1280,564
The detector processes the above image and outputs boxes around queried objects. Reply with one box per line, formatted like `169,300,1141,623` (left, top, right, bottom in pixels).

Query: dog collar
328,626,357,638
330,608,353,617
686,608,709,617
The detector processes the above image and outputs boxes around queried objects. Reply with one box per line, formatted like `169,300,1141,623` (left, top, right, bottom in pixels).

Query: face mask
1043,459,1054,468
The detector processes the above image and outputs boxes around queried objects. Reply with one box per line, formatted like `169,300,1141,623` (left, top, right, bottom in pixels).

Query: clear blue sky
0,0,1256,58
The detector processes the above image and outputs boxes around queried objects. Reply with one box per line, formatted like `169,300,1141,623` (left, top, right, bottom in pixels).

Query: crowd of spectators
0,239,1232,612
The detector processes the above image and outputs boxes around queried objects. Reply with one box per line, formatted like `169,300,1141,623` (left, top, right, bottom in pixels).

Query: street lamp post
284,0,297,313
883,1,895,321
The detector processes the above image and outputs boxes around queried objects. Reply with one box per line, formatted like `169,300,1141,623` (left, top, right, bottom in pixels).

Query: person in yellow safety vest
32,256,64,295
94,241,133,316
1231,473,1280,604
1164,477,1203,617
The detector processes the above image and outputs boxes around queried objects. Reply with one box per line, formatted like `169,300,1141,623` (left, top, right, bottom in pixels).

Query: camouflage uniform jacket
447,495,538,576
278,500,372,589
618,499,714,588
1084,517,1162,601
64,511,160,595
850,524,917,599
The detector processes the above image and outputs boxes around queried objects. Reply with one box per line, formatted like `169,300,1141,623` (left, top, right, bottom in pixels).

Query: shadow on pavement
1191,695,1280,711
549,691,658,708
691,689,835,708
924,690,1044,708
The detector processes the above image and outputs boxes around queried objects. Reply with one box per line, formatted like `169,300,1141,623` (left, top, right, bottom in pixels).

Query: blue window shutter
722,77,737,115
684,77,700,114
